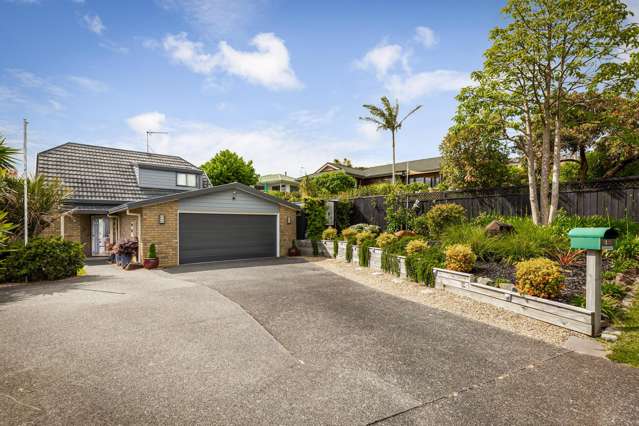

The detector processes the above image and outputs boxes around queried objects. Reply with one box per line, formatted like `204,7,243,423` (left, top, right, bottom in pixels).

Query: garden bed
475,257,613,304
433,268,596,336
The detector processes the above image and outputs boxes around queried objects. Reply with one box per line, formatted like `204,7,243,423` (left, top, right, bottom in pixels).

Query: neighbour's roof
258,174,299,185
310,156,442,179
109,182,301,213
36,142,208,203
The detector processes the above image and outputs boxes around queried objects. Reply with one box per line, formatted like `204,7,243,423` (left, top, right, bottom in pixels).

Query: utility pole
23,119,28,246
146,131,168,153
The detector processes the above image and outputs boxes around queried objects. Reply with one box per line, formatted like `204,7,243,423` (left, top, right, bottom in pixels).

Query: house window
177,173,197,187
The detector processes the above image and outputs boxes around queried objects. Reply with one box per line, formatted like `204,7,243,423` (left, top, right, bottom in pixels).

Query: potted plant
288,240,300,256
144,243,159,269
118,239,138,268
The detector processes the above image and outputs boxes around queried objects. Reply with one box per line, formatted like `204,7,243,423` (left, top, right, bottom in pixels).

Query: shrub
406,239,428,256
349,223,381,235
610,235,639,273
515,258,564,299
334,201,352,232
381,251,401,276
1,237,84,282
441,219,568,264
424,203,466,236
444,244,476,273
570,294,623,321
333,239,338,258
602,282,627,300
303,198,327,241
341,227,357,242
148,243,157,258
406,247,445,286
382,236,420,256
345,241,353,262
358,238,375,267
322,227,338,240
385,192,416,232
376,232,398,249
551,210,639,239
312,171,357,194
411,215,430,236
355,230,375,246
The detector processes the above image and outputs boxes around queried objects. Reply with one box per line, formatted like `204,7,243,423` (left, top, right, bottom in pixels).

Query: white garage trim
177,210,279,265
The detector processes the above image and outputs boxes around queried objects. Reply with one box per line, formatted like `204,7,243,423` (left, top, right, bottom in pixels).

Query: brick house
38,143,299,267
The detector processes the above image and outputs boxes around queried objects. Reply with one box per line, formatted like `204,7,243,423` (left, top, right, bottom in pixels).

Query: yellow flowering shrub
376,232,398,248
515,258,564,299
406,239,429,256
445,244,477,273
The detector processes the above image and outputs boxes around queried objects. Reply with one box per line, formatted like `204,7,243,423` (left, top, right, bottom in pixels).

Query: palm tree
359,97,422,184
0,136,19,171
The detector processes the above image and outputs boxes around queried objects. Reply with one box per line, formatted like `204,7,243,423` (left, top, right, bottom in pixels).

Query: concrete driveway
1,258,638,425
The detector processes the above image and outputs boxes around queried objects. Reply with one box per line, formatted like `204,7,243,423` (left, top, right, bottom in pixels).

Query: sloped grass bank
609,295,639,367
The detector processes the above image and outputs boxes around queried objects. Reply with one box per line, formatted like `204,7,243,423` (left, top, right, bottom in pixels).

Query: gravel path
306,257,575,346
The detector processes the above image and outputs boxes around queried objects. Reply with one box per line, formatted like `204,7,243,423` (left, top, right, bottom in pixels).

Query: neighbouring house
310,156,442,187
38,142,298,267
256,173,300,193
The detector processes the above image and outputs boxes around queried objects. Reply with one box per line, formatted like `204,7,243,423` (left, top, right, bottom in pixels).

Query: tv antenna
146,131,168,153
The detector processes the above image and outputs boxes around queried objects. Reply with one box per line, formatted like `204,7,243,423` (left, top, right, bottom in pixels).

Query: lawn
609,295,639,367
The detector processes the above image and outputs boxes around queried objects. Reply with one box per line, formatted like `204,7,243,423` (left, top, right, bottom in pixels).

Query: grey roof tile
36,142,208,203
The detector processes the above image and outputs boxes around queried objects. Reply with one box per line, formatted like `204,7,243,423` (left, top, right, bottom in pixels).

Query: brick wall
39,216,61,238
140,201,178,267
39,214,90,256
279,205,297,256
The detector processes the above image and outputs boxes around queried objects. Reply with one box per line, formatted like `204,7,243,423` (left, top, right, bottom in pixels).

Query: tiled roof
310,157,441,179
37,142,208,203
258,174,299,184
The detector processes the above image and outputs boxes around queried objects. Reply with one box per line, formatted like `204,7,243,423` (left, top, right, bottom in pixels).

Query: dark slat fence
350,176,639,230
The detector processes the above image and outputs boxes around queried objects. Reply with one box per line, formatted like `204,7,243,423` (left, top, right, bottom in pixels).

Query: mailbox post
567,227,619,336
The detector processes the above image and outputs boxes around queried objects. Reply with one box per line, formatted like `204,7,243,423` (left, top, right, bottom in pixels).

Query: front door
91,215,110,256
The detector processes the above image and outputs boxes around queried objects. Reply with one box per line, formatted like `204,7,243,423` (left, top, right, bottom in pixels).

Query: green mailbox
568,227,619,251
567,227,619,337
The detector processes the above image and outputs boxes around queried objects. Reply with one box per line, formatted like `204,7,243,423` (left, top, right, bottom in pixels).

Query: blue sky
2,0,521,175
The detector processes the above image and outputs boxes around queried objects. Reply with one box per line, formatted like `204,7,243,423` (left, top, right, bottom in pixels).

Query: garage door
179,213,277,264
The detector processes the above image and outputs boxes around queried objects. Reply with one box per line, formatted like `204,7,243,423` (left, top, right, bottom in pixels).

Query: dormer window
177,172,197,187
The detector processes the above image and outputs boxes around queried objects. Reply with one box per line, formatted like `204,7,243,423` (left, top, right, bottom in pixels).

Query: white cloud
68,76,109,93
163,32,218,74
355,43,404,78
414,26,437,48
6,68,68,97
356,121,382,142
126,112,166,134
162,32,302,90
384,70,472,102
83,14,105,34
157,0,260,36
356,34,471,101
99,40,129,54
48,99,64,111
120,112,375,176
289,107,339,128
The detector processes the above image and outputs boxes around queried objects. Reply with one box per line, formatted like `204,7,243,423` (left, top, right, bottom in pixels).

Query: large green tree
463,0,639,224
440,87,512,189
360,97,422,184
311,171,357,195
201,149,259,186
562,92,639,182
